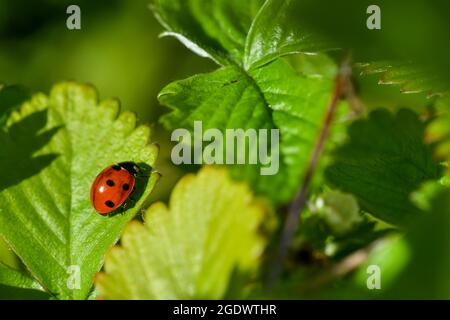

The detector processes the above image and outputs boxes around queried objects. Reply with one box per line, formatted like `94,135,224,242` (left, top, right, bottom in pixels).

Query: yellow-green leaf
96,167,265,299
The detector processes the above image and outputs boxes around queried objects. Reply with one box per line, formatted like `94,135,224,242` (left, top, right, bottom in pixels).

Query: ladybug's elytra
90,162,142,215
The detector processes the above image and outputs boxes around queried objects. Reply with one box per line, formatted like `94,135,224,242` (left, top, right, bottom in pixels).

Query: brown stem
268,56,353,289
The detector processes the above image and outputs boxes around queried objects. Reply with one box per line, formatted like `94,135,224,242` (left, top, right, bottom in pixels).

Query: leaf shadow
0,85,31,126
0,284,51,300
108,162,152,218
0,109,60,192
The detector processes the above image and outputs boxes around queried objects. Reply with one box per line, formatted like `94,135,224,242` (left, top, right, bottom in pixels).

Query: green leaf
0,284,51,300
0,238,19,269
427,115,450,159
0,262,43,291
325,108,443,226
410,181,448,212
151,0,264,66
251,1,450,96
0,82,159,299
159,65,273,131
357,61,449,97
96,167,265,299
159,58,343,203
244,0,330,70
386,188,450,298
153,1,348,204
426,98,450,174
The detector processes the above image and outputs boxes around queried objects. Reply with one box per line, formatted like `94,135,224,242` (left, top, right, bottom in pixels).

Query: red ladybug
90,162,142,215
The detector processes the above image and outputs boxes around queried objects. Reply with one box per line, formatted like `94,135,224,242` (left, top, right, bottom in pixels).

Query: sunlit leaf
244,0,331,70
0,82,159,299
151,0,264,66
96,167,265,299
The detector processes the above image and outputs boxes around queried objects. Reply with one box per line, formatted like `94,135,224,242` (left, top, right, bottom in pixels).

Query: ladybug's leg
120,191,137,215
121,200,130,212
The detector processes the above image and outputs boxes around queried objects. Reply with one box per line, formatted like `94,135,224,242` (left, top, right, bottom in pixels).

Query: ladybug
90,162,143,215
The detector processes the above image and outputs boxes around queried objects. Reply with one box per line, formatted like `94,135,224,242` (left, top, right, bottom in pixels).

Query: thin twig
268,55,353,289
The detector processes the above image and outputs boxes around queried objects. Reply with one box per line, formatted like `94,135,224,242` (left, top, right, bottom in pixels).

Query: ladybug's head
118,161,140,176
118,161,152,177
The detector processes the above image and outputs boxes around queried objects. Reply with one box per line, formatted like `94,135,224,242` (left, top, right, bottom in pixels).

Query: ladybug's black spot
106,179,115,187
122,183,130,191
105,200,115,208
112,165,121,171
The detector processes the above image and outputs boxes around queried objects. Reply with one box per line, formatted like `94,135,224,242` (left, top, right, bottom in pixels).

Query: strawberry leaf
325,109,443,225
0,82,159,299
96,167,265,299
